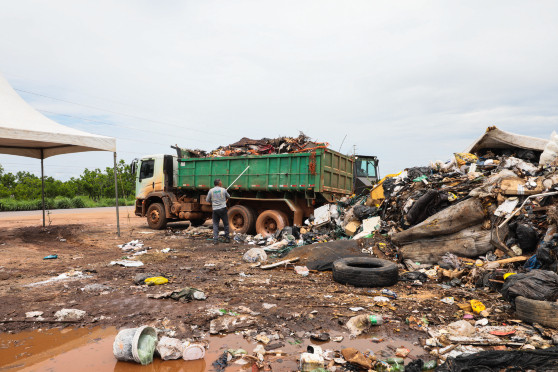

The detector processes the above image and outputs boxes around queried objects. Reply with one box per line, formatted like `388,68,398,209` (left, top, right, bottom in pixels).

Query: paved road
0,206,134,218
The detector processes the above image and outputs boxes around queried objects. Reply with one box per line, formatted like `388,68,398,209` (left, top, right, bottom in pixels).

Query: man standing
206,179,230,244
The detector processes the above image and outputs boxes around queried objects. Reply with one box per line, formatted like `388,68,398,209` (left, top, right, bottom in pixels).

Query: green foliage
0,196,134,211
71,197,86,208
55,197,73,209
0,159,136,210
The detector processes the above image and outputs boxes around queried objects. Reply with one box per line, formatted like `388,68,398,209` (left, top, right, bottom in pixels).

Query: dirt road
0,208,513,367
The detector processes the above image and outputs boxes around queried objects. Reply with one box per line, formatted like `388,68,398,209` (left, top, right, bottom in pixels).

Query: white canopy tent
0,74,120,235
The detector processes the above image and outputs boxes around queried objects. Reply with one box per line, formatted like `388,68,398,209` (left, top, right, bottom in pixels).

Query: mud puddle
0,327,423,371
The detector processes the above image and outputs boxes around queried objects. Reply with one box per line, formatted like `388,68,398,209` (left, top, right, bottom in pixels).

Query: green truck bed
177,148,353,195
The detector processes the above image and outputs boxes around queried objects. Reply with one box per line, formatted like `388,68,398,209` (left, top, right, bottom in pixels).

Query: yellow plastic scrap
503,273,517,280
145,277,169,285
448,192,458,202
370,172,403,201
470,299,486,314
454,153,478,166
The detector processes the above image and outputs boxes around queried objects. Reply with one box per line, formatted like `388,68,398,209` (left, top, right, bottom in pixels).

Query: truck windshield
139,159,154,180
355,159,377,178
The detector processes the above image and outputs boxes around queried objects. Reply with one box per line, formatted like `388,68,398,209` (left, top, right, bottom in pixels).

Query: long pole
41,149,45,228
114,152,120,237
227,166,250,191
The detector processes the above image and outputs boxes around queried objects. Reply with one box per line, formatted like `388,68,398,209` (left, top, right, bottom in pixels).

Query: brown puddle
0,327,423,371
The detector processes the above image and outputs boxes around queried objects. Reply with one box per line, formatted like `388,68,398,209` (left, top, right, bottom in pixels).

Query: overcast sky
1,1,557,179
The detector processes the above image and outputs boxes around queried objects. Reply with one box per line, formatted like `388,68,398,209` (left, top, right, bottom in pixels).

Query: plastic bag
242,248,267,263
454,153,478,166
144,276,168,285
540,131,558,166
399,271,428,283
501,269,558,306
353,204,377,220
437,346,558,371
137,333,158,365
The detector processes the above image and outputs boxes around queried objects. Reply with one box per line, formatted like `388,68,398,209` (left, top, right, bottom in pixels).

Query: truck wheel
228,205,256,234
147,203,168,230
333,257,399,287
256,210,288,237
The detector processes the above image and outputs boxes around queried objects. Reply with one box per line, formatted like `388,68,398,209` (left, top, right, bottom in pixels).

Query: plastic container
300,345,324,372
113,326,158,365
183,342,206,361
470,299,486,314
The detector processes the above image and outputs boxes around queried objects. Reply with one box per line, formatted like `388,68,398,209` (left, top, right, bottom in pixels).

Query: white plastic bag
540,131,558,166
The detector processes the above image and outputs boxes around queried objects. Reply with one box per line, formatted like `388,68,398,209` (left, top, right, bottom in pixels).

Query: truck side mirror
130,159,137,177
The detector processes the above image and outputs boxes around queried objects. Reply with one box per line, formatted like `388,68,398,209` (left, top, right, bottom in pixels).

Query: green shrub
55,197,73,209
36,198,55,210
71,197,86,208
18,200,37,211
0,196,135,211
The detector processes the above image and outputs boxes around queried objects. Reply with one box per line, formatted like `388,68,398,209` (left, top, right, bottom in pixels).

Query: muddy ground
0,208,516,367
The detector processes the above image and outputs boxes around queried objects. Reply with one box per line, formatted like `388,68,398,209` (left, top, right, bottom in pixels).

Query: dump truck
131,148,378,235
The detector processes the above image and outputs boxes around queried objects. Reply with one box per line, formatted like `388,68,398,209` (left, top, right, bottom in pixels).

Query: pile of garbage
172,132,328,158
298,127,558,264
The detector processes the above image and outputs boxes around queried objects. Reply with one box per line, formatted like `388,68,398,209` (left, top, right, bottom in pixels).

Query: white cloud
0,0,557,179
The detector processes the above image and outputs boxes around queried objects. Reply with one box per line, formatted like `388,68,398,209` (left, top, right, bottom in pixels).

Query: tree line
0,160,135,201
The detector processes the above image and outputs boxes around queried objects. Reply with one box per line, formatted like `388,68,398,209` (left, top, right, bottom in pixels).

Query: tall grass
0,196,135,212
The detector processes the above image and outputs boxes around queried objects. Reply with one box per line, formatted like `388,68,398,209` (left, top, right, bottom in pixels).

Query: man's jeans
212,207,230,242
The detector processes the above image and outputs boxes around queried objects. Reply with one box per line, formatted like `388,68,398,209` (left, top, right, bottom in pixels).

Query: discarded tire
146,203,167,230
332,257,398,287
255,210,288,237
515,296,558,329
228,205,256,234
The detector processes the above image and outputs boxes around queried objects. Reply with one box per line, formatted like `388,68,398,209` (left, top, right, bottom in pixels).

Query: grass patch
0,196,135,212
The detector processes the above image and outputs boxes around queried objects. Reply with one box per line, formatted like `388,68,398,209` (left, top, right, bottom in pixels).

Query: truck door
136,156,164,199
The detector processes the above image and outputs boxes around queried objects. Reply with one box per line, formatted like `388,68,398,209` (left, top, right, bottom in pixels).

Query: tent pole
114,152,120,237
41,150,45,228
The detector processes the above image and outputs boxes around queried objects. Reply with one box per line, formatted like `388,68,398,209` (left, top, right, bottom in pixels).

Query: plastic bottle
368,314,384,326
422,360,437,370
347,314,385,336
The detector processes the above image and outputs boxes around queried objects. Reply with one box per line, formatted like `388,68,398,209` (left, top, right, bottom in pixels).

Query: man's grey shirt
206,186,230,210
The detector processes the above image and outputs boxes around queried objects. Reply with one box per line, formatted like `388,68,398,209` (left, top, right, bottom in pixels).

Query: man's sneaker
224,237,231,243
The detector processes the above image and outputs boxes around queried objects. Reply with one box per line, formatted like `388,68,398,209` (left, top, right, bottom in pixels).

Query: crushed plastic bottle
422,360,437,370
381,288,398,299
346,314,385,335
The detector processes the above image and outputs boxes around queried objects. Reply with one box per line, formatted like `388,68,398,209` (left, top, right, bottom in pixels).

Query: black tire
332,257,398,287
515,296,558,329
146,203,168,230
228,205,256,234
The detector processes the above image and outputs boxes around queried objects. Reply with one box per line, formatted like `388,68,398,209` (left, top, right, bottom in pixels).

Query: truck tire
228,205,256,234
332,257,398,287
147,203,168,230
256,210,288,237
515,296,558,329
